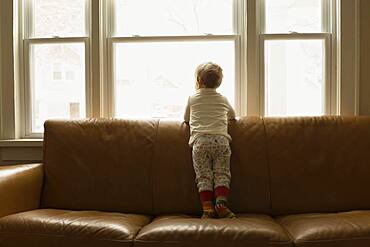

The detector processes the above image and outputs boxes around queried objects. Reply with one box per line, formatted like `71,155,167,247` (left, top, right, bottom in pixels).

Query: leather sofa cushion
153,117,271,215
0,209,151,247
277,211,370,247
265,116,370,215
135,214,292,247
42,119,158,214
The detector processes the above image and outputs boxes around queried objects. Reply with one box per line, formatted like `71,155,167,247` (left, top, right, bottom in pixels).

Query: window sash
107,0,240,38
23,0,90,39
21,0,92,137
107,35,241,117
253,0,338,116
259,33,331,116
260,0,331,35
22,38,91,137
103,0,246,118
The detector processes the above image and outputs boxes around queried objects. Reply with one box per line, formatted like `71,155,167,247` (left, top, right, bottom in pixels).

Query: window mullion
236,0,247,116
325,34,333,115
24,0,33,39
106,38,114,117
259,0,266,34
85,38,93,118
85,0,91,37
100,0,110,118
330,0,340,115
23,40,32,138
322,0,330,33
108,0,115,38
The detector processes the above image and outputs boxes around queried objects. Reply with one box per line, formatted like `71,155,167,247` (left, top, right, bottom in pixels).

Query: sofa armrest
0,164,44,218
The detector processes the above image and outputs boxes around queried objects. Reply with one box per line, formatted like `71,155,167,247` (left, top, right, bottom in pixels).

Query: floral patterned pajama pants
192,135,231,192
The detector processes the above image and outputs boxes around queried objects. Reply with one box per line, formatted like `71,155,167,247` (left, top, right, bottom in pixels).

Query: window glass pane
30,43,86,132
265,0,323,34
114,0,234,36
32,0,86,38
114,41,235,118
265,39,325,116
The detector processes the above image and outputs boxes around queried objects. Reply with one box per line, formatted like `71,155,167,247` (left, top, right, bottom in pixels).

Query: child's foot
201,201,216,219
215,197,236,219
201,211,217,218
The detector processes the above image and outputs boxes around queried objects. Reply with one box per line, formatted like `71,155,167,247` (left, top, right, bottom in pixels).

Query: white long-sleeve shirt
184,88,236,145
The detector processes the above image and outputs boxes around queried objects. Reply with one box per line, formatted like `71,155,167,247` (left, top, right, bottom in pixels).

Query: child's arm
183,97,190,123
225,98,236,120
228,108,236,120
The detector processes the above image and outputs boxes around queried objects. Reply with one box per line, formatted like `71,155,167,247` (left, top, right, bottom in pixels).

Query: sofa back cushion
42,117,272,215
42,116,370,216
152,117,271,215
265,116,370,215
42,119,158,214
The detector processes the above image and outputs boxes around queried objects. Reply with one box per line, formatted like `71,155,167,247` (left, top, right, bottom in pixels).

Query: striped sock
214,187,236,219
199,190,216,218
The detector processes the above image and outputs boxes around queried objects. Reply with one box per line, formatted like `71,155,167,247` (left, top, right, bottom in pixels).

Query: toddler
184,62,236,219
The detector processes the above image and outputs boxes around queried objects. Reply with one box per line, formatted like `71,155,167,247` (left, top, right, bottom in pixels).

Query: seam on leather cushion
0,232,132,243
134,239,292,244
295,237,370,243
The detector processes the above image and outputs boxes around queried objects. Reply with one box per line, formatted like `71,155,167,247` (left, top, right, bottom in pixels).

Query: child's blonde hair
195,62,223,89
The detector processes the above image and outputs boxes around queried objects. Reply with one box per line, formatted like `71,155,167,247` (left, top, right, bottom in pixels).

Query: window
105,0,242,118
260,0,336,116
5,0,359,140
52,63,62,81
22,0,90,135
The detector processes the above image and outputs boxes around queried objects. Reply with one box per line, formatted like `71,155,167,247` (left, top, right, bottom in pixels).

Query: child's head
195,62,223,89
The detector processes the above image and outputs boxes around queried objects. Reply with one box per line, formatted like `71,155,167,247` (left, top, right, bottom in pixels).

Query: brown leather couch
1,116,370,247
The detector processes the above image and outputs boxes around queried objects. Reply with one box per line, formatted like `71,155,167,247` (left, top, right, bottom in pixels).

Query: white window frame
251,0,339,116
19,0,92,138
0,0,360,142
101,0,247,118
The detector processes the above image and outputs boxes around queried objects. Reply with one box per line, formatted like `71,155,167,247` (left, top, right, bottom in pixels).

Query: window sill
0,139,43,147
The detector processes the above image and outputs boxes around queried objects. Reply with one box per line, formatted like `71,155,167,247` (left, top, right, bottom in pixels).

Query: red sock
199,190,213,203
199,190,215,218
214,186,229,198
214,187,235,218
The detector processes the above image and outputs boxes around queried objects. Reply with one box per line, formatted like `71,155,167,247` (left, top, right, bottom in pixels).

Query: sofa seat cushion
277,211,370,247
0,209,151,247
135,214,292,247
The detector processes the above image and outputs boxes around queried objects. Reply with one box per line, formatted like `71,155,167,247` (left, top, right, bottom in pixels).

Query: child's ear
195,80,200,89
